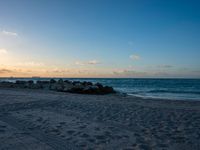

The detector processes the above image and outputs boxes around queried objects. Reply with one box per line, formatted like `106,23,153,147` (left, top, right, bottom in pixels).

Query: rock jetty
0,79,116,95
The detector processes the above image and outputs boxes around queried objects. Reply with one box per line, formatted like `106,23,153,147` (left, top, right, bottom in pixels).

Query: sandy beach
0,88,200,150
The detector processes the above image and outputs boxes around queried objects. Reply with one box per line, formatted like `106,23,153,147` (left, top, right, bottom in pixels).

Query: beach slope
0,88,200,150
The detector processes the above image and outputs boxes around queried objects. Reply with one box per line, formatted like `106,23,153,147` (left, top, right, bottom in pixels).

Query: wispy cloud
113,69,147,77
75,61,85,66
0,69,13,74
75,60,100,66
16,61,45,67
157,65,174,68
2,30,18,36
129,54,140,60
0,48,8,54
88,60,100,65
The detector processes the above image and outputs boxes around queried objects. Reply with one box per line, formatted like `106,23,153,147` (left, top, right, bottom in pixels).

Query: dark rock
88,82,93,86
82,81,87,86
15,80,28,88
49,83,64,91
0,81,14,88
35,81,50,89
62,83,74,92
72,81,83,85
64,80,71,84
102,86,115,94
82,81,93,86
16,80,27,84
0,79,116,95
68,84,115,95
37,81,49,84
50,79,56,84
68,87,84,93
28,80,34,84
58,79,64,84
81,86,100,94
95,82,103,89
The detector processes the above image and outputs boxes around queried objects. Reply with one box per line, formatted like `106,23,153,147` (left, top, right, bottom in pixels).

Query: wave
144,90,200,95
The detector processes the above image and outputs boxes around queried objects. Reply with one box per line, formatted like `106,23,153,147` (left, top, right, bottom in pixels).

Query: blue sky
0,0,199,77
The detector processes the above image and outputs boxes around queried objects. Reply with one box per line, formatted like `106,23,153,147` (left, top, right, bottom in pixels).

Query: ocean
1,78,200,101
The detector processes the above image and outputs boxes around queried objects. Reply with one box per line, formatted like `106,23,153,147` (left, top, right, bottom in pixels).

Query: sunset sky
0,0,200,78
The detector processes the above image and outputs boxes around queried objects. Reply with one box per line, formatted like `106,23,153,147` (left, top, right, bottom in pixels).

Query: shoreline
127,93,200,102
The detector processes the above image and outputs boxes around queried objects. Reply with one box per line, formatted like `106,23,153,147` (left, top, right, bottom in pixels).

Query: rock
30,83,42,89
63,83,74,92
67,83,85,93
64,82,86,93
37,81,50,84
74,83,85,89
35,81,50,89
81,85,100,94
28,80,34,84
47,79,116,94
64,80,71,84
95,83,103,89
72,81,81,85
101,86,115,94
82,81,93,86
0,79,116,95
15,80,28,88
49,83,64,91
26,80,34,88
58,79,64,84
0,81,14,88
50,79,56,84
16,80,27,84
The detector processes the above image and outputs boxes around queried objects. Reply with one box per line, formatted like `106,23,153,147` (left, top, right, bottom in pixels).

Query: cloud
157,65,173,68
75,61,85,66
2,30,18,36
75,60,100,66
0,69,13,74
16,61,45,67
129,54,140,60
113,69,147,77
88,60,100,65
0,48,8,54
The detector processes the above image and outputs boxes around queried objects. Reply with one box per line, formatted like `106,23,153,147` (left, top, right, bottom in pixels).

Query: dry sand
0,88,200,150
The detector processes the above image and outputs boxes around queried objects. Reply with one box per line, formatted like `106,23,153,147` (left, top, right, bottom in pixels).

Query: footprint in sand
26,114,33,117
66,137,72,141
0,125,6,128
0,129,5,133
36,117,43,122
94,127,100,131
50,128,60,133
80,133,90,138
87,138,95,143
78,142,87,148
60,135,65,138
79,125,87,129
95,135,106,140
59,121,66,125
67,130,75,135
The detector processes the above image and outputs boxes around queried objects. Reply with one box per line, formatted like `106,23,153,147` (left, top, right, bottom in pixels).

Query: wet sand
0,88,200,150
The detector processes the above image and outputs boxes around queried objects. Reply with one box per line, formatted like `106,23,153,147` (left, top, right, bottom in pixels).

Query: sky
0,0,200,78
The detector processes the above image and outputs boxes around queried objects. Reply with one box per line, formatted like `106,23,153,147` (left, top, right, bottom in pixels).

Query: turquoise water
1,78,200,101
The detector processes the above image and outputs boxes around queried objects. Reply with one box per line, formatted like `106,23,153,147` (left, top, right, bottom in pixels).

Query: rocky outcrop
0,79,116,95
